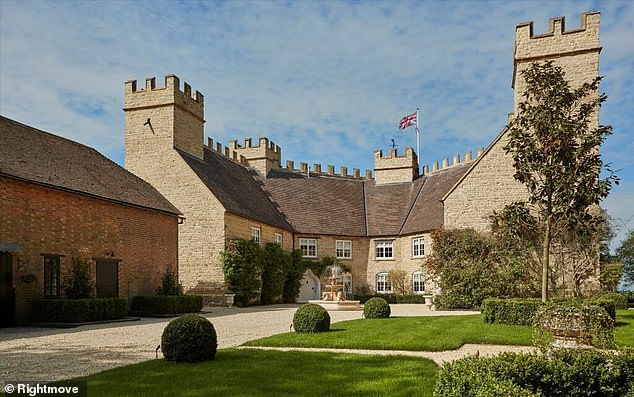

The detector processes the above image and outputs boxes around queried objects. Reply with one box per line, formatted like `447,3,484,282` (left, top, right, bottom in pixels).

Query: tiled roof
400,163,471,235
178,148,292,231
263,170,366,236
0,116,180,215
263,164,471,237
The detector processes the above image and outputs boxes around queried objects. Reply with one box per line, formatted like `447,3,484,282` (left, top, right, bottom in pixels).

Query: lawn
246,311,634,351
245,314,533,351
58,349,438,397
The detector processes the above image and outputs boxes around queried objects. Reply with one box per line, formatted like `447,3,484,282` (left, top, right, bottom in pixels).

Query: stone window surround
376,272,391,293
299,238,317,258
375,240,394,260
335,240,352,259
413,271,425,294
274,233,283,246
412,236,425,258
251,227,261,245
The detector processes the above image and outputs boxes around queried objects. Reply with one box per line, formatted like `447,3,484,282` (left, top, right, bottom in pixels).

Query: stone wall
293,235,369,294
374,147,419,184
0,176,179,323
225,213,293,251
366,233,434,294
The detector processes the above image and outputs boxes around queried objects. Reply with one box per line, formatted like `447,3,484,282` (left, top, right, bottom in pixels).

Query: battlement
204,137,249,166
422,148,482,175
283,160,372,180
227,137,282,177
124,75,204,118
373,147,418,184
227,137,281,155
513,12,600,88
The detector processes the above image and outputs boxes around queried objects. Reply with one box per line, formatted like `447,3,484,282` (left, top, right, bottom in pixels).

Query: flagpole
416,108,420,160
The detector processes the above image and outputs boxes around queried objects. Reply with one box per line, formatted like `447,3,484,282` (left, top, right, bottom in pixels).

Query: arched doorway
298,269,320,302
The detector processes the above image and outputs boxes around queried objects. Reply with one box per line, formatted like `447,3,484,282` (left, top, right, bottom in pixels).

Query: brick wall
0,176,179,323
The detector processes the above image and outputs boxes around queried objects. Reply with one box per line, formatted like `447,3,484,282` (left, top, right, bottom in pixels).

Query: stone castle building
124,12,602,303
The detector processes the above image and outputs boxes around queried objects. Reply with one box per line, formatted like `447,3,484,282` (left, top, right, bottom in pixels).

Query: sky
1,0,632,250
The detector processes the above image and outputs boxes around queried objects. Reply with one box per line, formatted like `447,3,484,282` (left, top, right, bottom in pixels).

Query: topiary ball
161,314,217,362
364,297,391,319
293,303,330,333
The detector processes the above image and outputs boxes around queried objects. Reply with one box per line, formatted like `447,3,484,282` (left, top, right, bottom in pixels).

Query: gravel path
0,304,532,384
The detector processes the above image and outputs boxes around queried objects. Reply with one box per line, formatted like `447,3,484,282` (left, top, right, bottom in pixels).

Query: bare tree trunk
542,217,551,302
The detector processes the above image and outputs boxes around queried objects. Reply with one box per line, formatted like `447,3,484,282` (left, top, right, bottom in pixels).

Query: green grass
616,309,634,347
245,314,533,351
60,349,438,397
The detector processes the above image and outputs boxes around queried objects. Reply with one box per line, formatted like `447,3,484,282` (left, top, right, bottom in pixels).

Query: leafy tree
261,243,289,304
221,239,263,306
157,264,183,296
618,229,634,287
504,61,618,301
282,249,307,303
63,251,94,299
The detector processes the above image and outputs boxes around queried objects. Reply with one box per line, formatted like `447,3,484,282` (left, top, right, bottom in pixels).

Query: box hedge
481,298,543,326
435,349,634,397
353,294,426,304
31,298,127,323
130,295,203,315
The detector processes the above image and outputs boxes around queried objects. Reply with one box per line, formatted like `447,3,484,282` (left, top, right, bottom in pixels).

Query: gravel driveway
0,304,531,384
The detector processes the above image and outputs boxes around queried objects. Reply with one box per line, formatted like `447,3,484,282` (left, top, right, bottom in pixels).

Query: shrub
31,298,127,323
221,239,263,306
585,297,616,321
161,314,217,362
533,301,615,349
131,295,203,315
353,294,426,304
63,252,94,299
282,250,306,303
434,349,634,397
481,298,543,326
293,303,330,333
157,264,183,296
594,292,629,310
363,297,391,319
261,243,289,304
622,291,634,308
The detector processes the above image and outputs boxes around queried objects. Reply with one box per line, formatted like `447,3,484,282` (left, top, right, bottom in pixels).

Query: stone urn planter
423,295,433,307
224,293,236,307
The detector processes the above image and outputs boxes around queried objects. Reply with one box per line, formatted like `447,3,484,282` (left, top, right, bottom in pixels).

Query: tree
387,269,407,295
618,229,634,287
504,61,618,301
157,264,183,296
63,251,94,299
221,239,263,306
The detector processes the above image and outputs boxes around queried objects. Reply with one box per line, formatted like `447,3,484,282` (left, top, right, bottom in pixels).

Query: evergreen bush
221,239,263,306
434,349,634,397
261,243,288,304
363,297,391,319
481,298,543,326
31,298,127,323
161,314,217,362
63,252,94,299
157,264,183,296
131,295,203,315
293,303,330,333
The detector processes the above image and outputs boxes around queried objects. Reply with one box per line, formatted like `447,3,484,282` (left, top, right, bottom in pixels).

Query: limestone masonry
124,12,603,302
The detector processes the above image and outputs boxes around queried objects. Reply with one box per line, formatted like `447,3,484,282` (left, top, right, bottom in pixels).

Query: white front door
298,269,320,302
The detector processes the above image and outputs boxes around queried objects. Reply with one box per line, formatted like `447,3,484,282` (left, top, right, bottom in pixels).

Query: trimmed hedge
481,298,543,326
161,314,217,362
363,297,391,319
435,349,634,397
353,294,427,304
131,295,203,315
31,298,127,323
293,303,330,333
482,297,618,326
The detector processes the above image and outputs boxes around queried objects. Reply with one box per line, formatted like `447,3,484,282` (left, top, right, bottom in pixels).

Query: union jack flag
399,111,417,130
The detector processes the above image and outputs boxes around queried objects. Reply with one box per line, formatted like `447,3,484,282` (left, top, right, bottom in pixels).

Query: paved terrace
0,304,534,383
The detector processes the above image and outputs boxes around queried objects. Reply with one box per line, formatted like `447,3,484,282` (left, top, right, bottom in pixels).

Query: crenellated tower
373,147,419,184
124,75,205,174
228,137,281,177
512,12,601,129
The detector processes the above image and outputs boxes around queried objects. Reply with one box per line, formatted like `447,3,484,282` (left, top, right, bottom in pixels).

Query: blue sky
1,0,632,249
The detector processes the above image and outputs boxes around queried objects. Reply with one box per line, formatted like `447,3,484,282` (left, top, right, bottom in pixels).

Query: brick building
0,117,181,325
123,12,603,303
